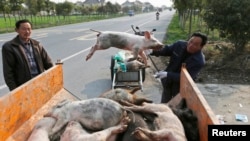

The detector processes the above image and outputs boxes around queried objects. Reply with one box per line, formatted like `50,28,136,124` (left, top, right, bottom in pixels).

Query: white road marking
0,20,155,90
70,32,96,41
61,47,91,62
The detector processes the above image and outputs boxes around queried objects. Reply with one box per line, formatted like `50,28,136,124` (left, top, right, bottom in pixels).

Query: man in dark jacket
2,19,53,91
149,32,208,103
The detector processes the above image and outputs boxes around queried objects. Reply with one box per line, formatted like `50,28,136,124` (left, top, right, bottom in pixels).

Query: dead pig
99,88,153,105
125,60,149,71
118,51,148,71
27,117,56,141
169,98,199,141
124,102,187,141
117,111,157,141
60,115,130,141
44,98,127,136
112,51,148,72
86,30,163,66
115,60,147,72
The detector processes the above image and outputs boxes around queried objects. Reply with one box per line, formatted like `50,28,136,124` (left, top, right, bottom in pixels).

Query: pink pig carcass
124,102,187,141
86,30,163,66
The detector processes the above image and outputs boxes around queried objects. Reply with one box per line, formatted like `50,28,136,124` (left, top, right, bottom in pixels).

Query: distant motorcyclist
156,11,160,20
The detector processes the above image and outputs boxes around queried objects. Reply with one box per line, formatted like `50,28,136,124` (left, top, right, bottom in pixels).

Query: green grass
164,14,188,44
0,14,125,33
164,13,221,44
1,12,221,44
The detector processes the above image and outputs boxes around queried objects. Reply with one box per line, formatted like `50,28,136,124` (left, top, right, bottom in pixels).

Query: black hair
190,32,208,46
15,19,32,29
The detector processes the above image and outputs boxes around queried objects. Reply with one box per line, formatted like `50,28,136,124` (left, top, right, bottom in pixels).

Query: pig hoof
124,116,130,124
86,54,92,61
112,125,128,134
120,116,130,126
132,127,142,135
132,129,145,139
119,125,128,132
113,117,130,134
136,127,143,131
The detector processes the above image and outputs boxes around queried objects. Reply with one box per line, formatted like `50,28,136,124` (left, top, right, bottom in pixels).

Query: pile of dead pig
27,88,199,141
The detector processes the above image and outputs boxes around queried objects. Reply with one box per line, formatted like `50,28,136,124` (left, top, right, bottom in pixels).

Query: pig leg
120,112,153,141
123,102,154,113
133,97,153,105
139,50,149,67
49,116,69,136
86,44,98,61
127,49,148,67
132,128,152,141
119,100,135,106
61,116,130,141
86,43,110,61
60,121,88,141
126,48,140,62
27,117,56,141
124,102,169,114
43,100,71,136
105,115,130,141
134,127,179,141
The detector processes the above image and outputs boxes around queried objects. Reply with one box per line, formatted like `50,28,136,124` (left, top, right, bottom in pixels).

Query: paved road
1,10,248,124
0,10,175,98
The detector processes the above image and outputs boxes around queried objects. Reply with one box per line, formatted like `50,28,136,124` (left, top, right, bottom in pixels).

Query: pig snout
143,31,164,49
146,37,164,50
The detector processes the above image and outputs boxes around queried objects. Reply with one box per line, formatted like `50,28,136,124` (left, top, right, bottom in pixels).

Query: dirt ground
137,42,250,124
196,42,250,124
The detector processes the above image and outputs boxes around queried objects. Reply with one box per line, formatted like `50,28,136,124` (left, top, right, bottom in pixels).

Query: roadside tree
204,0,250,52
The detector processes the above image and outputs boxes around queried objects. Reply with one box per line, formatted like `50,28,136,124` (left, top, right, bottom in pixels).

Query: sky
52,0,173,7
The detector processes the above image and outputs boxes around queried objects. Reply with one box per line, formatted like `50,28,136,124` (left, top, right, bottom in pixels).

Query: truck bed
0,63,219,141
0,64,78,141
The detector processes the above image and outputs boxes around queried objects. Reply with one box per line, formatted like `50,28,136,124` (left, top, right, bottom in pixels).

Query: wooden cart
0,63,219,141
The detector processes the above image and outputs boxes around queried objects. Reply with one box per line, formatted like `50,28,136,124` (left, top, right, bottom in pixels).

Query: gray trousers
161,78,180,103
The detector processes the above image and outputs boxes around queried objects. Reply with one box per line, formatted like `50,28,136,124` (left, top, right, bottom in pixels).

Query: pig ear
144,31,151,39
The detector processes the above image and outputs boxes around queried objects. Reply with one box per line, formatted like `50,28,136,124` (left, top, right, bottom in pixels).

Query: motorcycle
131,25,156,36
156,12,160,20
131,25,160,72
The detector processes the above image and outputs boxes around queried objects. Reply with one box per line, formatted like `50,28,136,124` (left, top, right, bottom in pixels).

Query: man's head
187,32,207,54
15,19,32,42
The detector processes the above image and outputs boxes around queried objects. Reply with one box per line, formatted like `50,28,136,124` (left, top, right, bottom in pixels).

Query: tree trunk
188,9,193,36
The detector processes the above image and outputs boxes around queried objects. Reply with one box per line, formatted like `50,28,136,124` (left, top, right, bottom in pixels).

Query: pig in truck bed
0,63,219,141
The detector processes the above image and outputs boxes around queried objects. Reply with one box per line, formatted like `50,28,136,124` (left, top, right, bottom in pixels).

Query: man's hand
154,71,168,79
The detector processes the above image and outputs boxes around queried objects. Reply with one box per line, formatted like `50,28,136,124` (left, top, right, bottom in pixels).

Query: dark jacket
151,40,205,84
2,35,53,91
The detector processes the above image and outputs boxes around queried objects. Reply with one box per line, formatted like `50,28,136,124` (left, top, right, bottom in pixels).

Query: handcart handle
147,55,160,72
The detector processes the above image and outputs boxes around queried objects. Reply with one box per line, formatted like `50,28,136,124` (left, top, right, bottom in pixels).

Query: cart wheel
110,56,115,81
